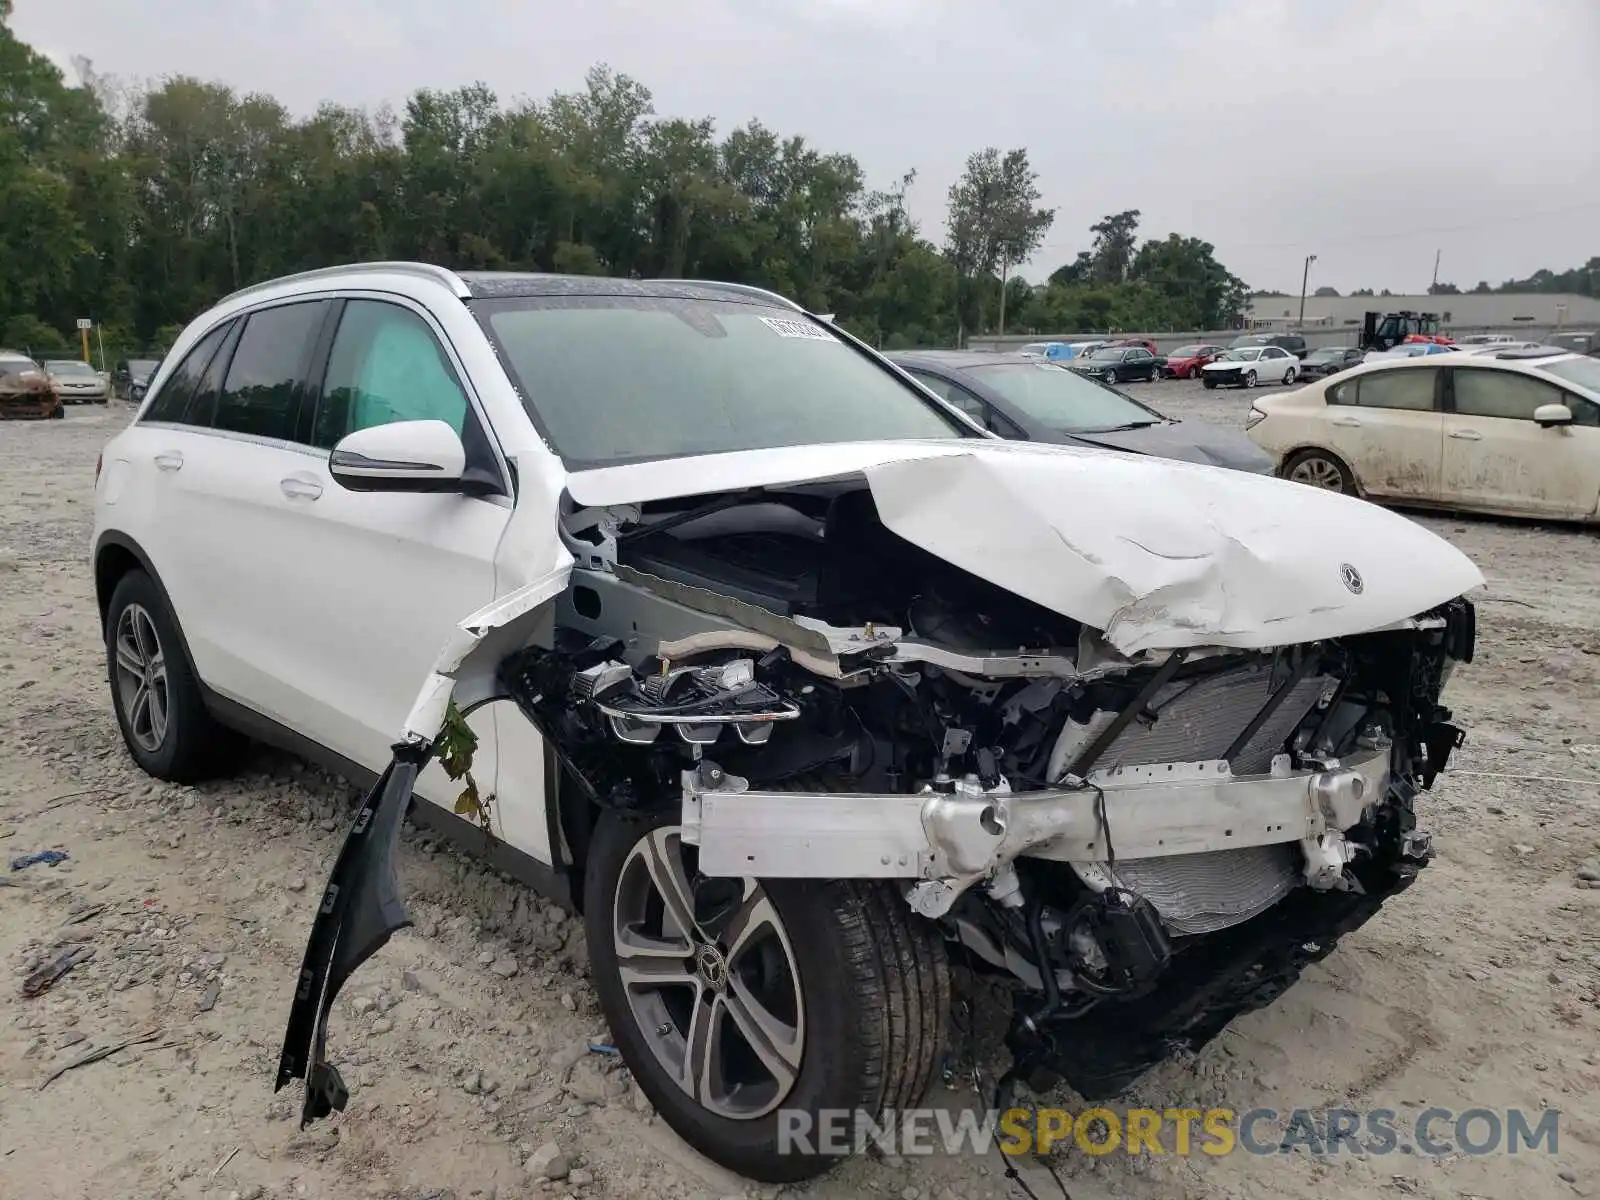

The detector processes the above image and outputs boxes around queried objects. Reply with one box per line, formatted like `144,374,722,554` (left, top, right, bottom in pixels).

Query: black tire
1282,447,1357,494
1283,366,1298,385
584,806,950,1183
105,569,237,781
1202,377,1218,389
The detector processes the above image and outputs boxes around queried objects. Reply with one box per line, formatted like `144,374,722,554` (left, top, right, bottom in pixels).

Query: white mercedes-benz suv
92,262,1482,1182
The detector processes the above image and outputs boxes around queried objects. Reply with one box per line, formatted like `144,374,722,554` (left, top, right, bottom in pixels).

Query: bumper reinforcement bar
680,749,1390,918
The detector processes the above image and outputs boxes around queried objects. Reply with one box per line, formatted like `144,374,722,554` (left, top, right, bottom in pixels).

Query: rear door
1320,366,1444,500
1126,348,1157,380
155,299,336,720
1438,365,1600,518
98,320,239,635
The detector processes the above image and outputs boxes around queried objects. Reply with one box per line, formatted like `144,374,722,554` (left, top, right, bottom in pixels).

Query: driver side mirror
330,419,467,492
1533,403,1573,429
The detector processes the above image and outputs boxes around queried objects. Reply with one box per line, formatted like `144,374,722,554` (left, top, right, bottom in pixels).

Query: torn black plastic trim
275,740,431,1126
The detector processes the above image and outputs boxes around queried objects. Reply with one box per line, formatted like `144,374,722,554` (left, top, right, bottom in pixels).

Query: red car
1161,343,1227,379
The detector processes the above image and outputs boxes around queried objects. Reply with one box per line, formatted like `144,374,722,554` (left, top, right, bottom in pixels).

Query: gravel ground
1,390,1597,1200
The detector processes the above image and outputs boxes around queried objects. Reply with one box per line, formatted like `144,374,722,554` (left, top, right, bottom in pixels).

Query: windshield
129,359,160,374
1223,349,1260,361
1169,345,1205,357
1306,348,1344,361
1539,356,1600,395
1087,349,1124,362
963,363,1161,431
46,360,97,377
471,295,964,466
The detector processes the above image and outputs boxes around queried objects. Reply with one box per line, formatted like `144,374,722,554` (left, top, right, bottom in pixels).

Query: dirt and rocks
1,386,1597,1200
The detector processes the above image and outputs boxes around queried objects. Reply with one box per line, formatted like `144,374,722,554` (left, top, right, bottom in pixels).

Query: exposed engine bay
491,481,1477,1099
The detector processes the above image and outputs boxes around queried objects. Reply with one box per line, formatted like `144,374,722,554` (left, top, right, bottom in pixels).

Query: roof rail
217,261,470,306
654,278,804,312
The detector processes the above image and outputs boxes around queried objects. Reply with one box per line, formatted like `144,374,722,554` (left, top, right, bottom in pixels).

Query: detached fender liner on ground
275,742,429,1126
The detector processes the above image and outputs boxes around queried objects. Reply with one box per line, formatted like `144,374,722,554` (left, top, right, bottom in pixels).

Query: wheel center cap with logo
695,943,729,992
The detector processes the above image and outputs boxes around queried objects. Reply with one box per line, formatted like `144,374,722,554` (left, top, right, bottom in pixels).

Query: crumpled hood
563,439,1485,655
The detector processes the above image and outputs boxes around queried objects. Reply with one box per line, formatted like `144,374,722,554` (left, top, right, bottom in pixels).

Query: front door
262,297,514,780
1439,365,1600,518
1321,366,1444,500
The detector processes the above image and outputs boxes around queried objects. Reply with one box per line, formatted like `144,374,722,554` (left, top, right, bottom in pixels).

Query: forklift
1360,310,1448,352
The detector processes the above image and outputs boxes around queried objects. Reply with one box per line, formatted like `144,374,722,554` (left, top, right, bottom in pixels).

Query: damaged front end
277,460,1479,1127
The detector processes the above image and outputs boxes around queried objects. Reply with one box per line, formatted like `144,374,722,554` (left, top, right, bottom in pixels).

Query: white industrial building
1245,292,1600,332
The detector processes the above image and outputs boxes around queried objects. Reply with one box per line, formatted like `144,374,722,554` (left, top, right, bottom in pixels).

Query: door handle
1330,417,1362,427
280,476,323,500
1448,429,1483,441
154,451,184,472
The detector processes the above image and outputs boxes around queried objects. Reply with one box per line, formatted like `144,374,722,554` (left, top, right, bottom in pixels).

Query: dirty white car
92,264,1482,1183
1249,350,1600,521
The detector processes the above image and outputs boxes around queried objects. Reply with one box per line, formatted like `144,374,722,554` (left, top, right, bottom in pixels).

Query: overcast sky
14,0,1599,294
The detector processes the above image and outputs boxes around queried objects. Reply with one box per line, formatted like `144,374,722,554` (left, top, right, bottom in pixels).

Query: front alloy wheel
613,827,804,1120
585,807,950,1182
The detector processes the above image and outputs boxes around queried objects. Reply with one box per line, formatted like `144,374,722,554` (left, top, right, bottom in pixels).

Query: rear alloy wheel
1283,366,1297,385
1244,369,1257,388
585,807,950,1182
1284,448,1356,494
106,569,237,781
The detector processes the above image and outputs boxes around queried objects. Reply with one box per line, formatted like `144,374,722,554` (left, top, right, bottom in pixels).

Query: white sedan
1200,345,1300,388
1247,351,1600,522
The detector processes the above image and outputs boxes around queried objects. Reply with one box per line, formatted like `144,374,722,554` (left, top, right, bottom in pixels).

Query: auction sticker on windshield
760,316,839,341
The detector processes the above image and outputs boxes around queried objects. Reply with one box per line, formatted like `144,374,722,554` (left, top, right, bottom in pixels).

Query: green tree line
6,5,1587,362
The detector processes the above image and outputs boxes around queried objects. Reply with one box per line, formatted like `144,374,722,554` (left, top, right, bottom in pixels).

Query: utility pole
1431,249,1441,290
998,259,1009,337
1298,254,1317,326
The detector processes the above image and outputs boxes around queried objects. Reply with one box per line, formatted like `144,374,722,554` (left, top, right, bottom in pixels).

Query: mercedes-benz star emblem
1339,563,1364,594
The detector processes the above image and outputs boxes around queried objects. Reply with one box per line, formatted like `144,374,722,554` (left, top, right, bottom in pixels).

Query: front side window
214,301,327,440
1453,368,1565,421
472,295,963,467
1353,367,1439,412
313,300,471,449
142,321,234,426
961,363,1161,432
